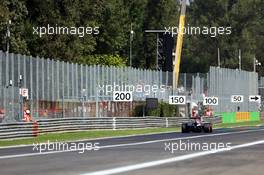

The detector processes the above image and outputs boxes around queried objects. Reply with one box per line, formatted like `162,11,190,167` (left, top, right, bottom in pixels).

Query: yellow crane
173,0,187,89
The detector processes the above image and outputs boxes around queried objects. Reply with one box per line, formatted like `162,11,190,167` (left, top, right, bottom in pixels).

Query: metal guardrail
0,117,221,140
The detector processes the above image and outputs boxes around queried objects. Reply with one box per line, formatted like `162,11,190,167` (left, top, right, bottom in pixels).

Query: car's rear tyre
196,126,202,132
209,126,213,133
203,123,211,133
181,123,189,133
203,124,213,133
203,127,209,133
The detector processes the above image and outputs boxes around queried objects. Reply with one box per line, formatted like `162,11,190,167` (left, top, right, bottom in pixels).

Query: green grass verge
0,127,180,147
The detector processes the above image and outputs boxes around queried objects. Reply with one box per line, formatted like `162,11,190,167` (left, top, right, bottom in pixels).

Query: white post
113,117,116,130
96,86,99,118
238,49,241,70
217,48,220,68
253,57,256,72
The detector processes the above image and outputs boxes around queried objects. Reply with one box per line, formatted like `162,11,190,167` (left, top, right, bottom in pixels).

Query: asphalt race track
0,127,264,175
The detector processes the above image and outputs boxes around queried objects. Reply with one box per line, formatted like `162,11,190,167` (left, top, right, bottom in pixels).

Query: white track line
100,128,264,149
81,140,264,175
0,128,264,160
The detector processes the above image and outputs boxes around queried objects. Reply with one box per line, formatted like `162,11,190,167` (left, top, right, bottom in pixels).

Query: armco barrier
0,117,221,140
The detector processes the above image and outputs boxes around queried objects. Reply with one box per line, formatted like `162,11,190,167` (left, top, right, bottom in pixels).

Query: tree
0,0,263,74
0,0,28,54
181,0,264,73
25,0,102,61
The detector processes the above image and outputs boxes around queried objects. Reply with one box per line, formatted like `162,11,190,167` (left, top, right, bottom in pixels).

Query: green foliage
79,54,127,67
134,101,179,117
147,102,179,117
0,0,29,54
133,103,145,117
0,0,263,74
160,102,179,117
182,0,264,74
146,104,161,117
24,0,101,61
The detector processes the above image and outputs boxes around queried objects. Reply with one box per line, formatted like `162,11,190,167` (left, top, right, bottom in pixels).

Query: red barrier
32,121,39,137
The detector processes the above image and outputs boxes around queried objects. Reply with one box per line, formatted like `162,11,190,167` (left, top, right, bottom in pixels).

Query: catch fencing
0,51,174,122
259,77,264,111
208,67,259,113
0,51,261,122
179,68,260,113
0,51,209,122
